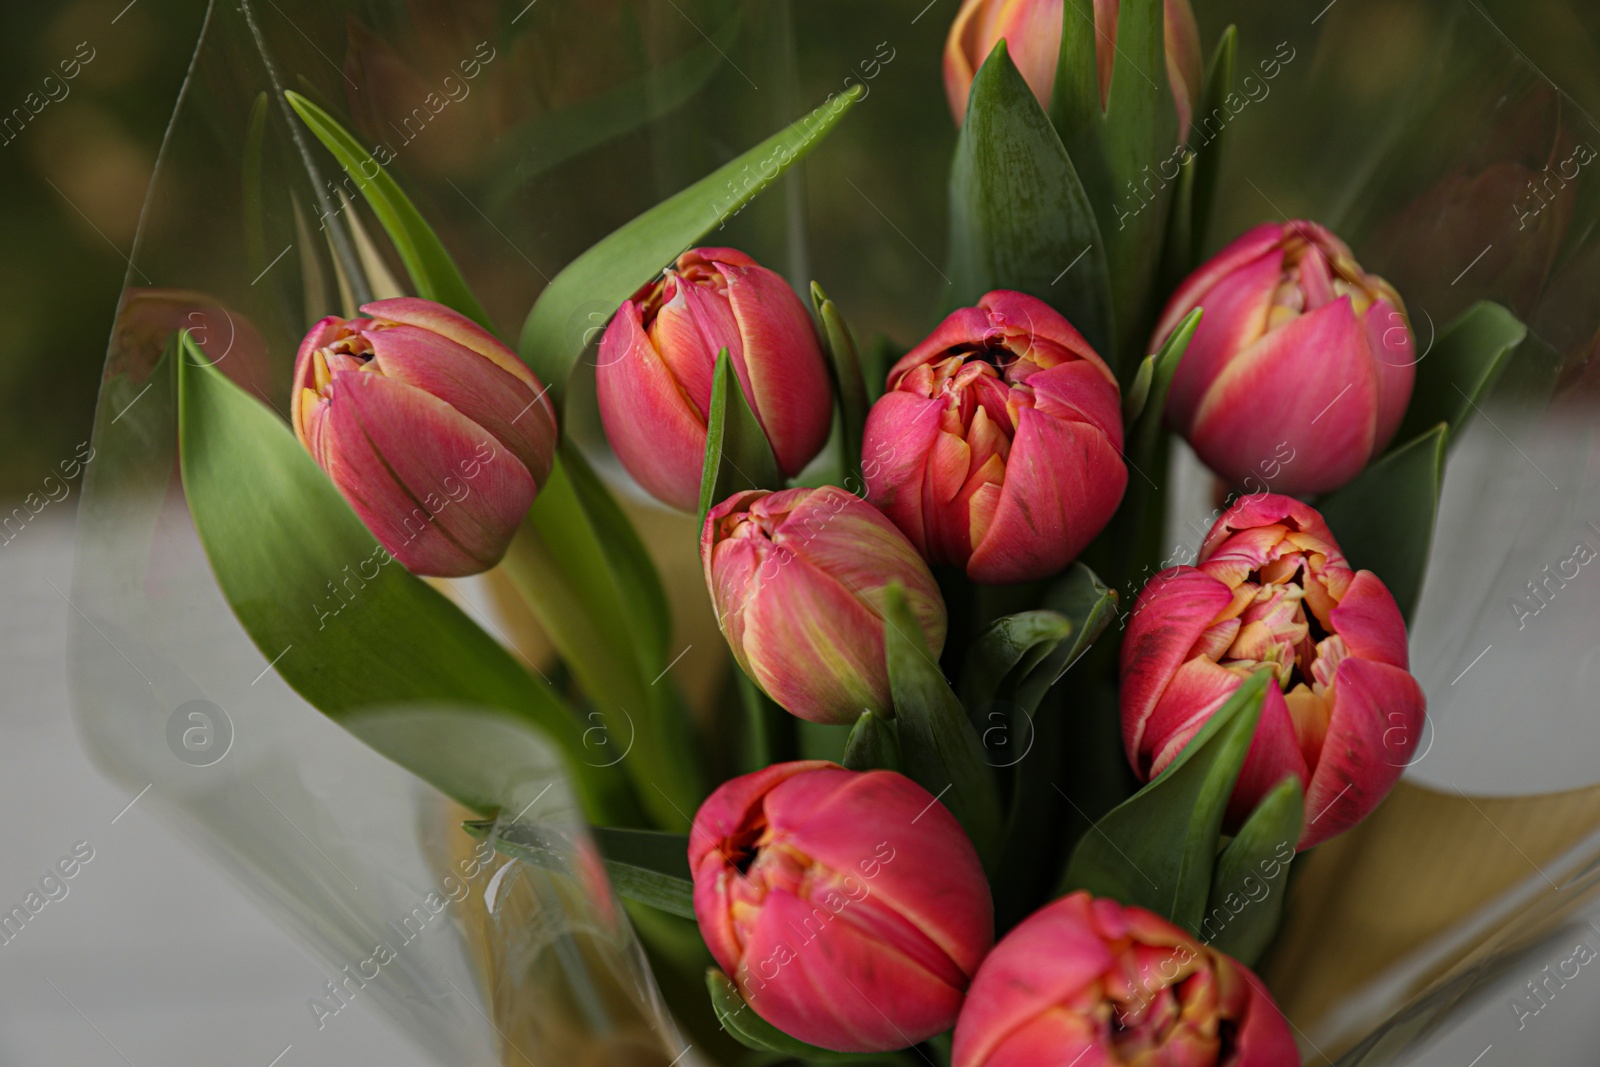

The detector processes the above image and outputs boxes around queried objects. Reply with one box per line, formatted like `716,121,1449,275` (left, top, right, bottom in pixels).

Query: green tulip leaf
1059,670,1269,934
1105,311,1199,580
520,86,863,406
961,611,1074,727
949,40,1114,359
1039,563,1119,692
1203,776,1301,966
812,281,870,493
1050,0,1175,366
698,347,784,528
1396,300,1526,448
1187,26,1238,260
285,91,491,328
175,336,637,824
882,583,1003,865
1318,424,1447,621
842,710,901,774
463,821,694,919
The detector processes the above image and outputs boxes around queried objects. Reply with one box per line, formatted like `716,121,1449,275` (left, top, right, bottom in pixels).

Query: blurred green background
2,0,1598,500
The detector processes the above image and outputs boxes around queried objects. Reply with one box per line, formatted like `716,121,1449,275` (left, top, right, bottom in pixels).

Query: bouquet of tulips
95,0,1545,1064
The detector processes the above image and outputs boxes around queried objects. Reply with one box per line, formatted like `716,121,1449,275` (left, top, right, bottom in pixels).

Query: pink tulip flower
1121,494,1426,849
862,290,1126,585
597,247,833,511
702,486,946,724
692,761,994,1053
292,297,556,577
952,891,1298,1067
1153,221,1416,495
943,0,1203,134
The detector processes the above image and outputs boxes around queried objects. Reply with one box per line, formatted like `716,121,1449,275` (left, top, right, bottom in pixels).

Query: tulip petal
1300,657,1424,848
1329,570,1410,670
739,886,966,1052
722,259,833,477
1365,297,1416,452
1119,567,1235,767
1027,359,1125,445
863,391,945,556
740,552,893,722
321,373,536,576
776,487,948,656
291,316,346,444
1189,296,1379,493
1227,681,1312,828
1198,492,1344,566
653,274,736,414
1165,248,1284,435
366,325,555,483
1231,965,1303,1067
770,769,992,980
951,893,1115,1067
1141,655,1245,779
360,297,540,390
888,306,996,389
596,301,709,511
968,407,1126,583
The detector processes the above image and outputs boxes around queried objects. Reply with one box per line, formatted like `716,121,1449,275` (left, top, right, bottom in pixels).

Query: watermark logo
166,699,233,767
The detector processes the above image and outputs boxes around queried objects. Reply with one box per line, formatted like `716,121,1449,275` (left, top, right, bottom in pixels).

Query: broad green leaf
949,41,1113,358
812,281,869,493
1204,776,1301,966
1188,27,1238,259
284,92,491,327
506,478,702,831
175,337,637,824
1104,311,1200,580
698,348,783,527
1038,563,1119,697
464,820,694,919
883,583,1003,865
1060,671,1269,934
960,610,1074,726
1318,425,1446,621
548,440,671,669
520,86,863,405
1396,301,1526,447
842,710,901,773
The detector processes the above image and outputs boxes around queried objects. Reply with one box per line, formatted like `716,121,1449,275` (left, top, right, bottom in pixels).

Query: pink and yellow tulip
862,290,1126,585
292,297,556,577
597,247,833,511
1153,221,1415,495
702,486,946,724
952,891,1298,1066
943,0,1203,134
692,761,994,1053
1120,494,1426,849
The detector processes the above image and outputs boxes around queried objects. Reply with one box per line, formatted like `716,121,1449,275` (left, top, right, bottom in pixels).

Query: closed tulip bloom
1120,494,1426,849
1153,221,1415,495
703,486,946,724
863,290,1126,585
292,297,556,577
597,247,833,511
952,891,1298,1067
944,0,1202,133
692,761,994,1053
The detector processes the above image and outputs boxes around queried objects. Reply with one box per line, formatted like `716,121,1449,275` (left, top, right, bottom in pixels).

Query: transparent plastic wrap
69,0,1600,1063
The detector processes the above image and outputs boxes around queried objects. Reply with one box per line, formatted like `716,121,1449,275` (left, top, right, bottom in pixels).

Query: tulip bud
862,290,1126,585
952,891,1298,1067
692,761,994,1053
1121,494,1426,849
291,297,557,578
702,486,946,724
1154,221,1416,495
944,0,1203,135
596,247,833,511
